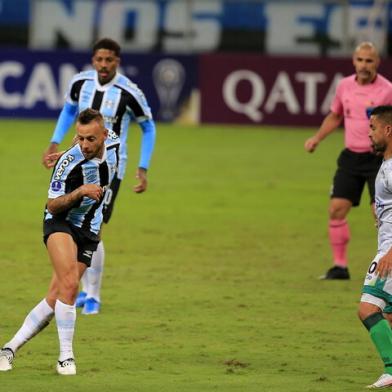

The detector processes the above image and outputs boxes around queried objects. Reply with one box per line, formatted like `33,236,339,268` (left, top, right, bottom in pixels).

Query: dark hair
93,38,121,57
77,108,104,125
371,105,392,124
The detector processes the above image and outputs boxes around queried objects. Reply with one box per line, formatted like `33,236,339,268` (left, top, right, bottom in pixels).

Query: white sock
86,241,104,302
55,300,76,361
80,269,88,294
5,299,54,353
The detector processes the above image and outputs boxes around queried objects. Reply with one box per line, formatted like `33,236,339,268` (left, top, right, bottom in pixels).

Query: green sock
364,313,392,375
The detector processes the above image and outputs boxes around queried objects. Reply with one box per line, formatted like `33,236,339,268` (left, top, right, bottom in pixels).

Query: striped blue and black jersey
67,70,152,133
64,70,153,178
44,133,120,235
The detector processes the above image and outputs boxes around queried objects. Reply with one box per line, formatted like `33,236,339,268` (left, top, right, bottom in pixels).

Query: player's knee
59,271,79,299
46,289,58,307
65,279,79,297
358,307,368,321
358,301,382,322
329,199,352,219
328,206,346,219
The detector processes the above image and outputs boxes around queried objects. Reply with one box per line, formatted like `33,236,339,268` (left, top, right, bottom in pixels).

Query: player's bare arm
44,138,80,168
45,151,65,168
133,167,147,193
47,184,103,214
304,112,343,153
42,142,59,168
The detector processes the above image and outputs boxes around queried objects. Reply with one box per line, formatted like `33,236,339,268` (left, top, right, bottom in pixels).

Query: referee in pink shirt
305,42,392,280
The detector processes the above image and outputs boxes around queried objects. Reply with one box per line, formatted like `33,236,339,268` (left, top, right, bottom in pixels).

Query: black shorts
102,174,122,224
331,148,382,206
43,219,100,267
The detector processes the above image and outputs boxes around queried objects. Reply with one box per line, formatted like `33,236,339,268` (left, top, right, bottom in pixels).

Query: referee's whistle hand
304,137,318,153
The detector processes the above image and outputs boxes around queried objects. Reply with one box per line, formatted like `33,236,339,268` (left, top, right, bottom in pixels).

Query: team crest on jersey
80,92,90,104
54,154,75,180
103,115,118,124
51,180,63,192
104,100,115,109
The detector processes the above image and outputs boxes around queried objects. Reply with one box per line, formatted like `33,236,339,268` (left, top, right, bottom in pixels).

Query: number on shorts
368,261,378,274
103,188,113,206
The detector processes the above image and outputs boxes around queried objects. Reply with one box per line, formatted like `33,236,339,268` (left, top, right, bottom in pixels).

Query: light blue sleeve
138,119,156,170
50,102,79,144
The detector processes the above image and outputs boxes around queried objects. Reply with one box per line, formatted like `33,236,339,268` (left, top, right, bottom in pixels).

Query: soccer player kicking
0,109,119,375
359,105,392,389
42,38,156,315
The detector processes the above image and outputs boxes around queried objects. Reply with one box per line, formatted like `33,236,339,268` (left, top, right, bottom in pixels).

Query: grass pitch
0,120,381,391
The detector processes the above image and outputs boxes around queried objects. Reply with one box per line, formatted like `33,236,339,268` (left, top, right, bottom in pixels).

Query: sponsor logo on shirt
54,154,75,180
85,170,98,183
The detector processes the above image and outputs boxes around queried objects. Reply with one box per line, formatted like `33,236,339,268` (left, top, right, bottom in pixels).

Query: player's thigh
46,232,78,278
331,168,365,207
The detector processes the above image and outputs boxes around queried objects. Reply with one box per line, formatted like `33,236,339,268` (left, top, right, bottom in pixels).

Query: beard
372,142,387,154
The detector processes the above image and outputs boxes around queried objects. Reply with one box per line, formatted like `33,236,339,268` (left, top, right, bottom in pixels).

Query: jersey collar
91,146,107,164
94,72,119,91
77,144,108,163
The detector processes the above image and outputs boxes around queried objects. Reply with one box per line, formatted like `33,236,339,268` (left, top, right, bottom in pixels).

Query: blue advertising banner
0,0,387,56
1,1,390,56
0,49,197,121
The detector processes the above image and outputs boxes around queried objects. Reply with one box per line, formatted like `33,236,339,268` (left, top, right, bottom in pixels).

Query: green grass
0,120,381,391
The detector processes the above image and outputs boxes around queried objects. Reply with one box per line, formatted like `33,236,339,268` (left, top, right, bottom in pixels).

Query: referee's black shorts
43,219,100,266
331,148,382,206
